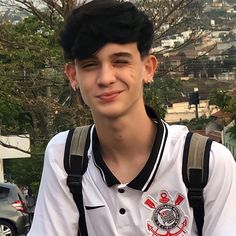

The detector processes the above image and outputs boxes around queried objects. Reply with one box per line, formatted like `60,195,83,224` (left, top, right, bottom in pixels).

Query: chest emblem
143,191,188,236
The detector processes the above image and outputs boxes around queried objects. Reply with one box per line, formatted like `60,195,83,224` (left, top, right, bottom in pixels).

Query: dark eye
79,59,98,70
113,59,129,66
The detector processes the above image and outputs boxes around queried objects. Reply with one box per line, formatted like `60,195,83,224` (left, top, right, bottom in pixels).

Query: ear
64,63,79,91
143,55,158,84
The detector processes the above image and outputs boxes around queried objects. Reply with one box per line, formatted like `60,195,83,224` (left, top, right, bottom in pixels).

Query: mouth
97,91,122,103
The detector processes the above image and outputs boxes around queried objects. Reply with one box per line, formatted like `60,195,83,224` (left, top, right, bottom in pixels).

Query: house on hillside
218,71,236,81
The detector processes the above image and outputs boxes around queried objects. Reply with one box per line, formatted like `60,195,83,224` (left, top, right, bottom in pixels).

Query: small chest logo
144,191,188,236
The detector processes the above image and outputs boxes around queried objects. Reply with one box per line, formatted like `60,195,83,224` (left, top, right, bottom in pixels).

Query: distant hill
206,0,236,4
227,0,236,4
0,7,29,23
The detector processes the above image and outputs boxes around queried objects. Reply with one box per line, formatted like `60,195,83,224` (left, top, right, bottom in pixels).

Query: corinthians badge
143,190,188,236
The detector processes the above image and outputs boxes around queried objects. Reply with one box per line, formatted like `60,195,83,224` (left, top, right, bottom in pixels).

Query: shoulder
166,123,189,138
210,141,235,170
211,140,233,156
46,130,69,149
44,130,69,167
164,121,189,147
203,140,236,199
46,130,69,154
157,121,190,163
203,141,236,234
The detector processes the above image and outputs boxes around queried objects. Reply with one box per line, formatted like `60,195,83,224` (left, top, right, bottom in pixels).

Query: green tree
226,94,236,139
180,116,211,131
209,90,236,139
0,0,208,189
144,75,182,119
0,16,73,188
209,89,231,110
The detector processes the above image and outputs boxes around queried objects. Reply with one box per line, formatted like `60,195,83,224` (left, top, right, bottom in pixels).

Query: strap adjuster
67,174,82,193
188,187,203,207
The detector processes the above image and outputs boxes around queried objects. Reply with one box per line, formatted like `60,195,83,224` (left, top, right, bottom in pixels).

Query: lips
97,91,122,103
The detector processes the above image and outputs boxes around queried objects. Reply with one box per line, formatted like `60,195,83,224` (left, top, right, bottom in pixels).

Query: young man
28,1,236,235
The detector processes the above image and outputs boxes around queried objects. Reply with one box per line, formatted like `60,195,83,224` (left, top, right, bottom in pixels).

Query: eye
113,59,129,67
79,60,99,70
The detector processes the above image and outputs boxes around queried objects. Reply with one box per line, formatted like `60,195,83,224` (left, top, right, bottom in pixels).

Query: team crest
143,190,188,236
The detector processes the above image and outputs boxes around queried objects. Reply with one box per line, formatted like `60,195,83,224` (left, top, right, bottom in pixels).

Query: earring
147,79,153,84
71,85,77,91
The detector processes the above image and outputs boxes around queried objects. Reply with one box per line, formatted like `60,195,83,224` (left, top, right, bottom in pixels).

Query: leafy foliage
180,115,212,131
0,0,216,189
209,90,236,139
226,94,236,139
209,89,231,110
144,75,183,119
4,151,44,194
0,16,77,188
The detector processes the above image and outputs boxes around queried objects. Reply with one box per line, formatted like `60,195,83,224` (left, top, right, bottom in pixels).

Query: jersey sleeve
27,131,79,236
203,141,236,236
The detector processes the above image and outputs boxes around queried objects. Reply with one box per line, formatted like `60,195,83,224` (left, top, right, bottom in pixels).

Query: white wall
165,100,219,123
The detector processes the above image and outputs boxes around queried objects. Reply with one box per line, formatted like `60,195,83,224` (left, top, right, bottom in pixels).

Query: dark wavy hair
59,0,154,61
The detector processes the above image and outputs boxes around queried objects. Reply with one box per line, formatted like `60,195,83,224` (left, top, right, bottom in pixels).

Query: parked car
0,182,30,236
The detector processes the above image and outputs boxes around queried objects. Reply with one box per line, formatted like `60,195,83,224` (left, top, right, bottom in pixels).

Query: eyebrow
110,52,132,59
77,52,133,63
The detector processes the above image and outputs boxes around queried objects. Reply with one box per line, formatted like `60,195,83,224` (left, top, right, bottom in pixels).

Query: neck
93,106,157,162
92,103,158,183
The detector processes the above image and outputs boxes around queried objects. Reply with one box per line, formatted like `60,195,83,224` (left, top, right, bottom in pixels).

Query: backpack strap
64,125,91,236
182,132,213,236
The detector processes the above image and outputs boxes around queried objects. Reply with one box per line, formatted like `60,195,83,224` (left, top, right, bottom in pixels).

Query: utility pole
189,88,200,119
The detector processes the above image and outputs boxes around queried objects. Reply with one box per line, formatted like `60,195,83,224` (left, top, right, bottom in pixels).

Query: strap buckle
67,174,82,193
188,187,204,207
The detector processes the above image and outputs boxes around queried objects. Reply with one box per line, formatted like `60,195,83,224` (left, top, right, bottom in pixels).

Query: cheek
78,81,94,105
78,85,89,103
133,69,145,85
128,65,144,80
132,63,146,83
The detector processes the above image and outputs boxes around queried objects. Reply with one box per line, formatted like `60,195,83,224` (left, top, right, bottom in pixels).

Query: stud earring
71,85,77,91
147,79,153,84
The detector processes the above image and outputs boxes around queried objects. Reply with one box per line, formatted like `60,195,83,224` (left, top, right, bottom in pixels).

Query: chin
92,105,128,120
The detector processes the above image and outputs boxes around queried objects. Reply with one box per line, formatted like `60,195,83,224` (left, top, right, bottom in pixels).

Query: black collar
92,106,168,191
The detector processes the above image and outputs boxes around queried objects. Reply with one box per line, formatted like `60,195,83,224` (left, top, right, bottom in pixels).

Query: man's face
66,43,157,120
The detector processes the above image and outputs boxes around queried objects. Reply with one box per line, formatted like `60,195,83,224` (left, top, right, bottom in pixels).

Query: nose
97,63,116,86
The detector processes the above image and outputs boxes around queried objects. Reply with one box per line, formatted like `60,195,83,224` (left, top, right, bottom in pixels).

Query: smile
97,91,121,103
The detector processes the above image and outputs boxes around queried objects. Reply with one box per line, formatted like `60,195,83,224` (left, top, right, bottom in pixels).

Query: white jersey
28,119,236,236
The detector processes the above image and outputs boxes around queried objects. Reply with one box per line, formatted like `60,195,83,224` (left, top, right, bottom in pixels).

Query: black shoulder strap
64,125,91,236
182,132,213,236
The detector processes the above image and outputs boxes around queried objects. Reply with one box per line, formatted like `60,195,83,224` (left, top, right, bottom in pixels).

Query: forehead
80,42,141,60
